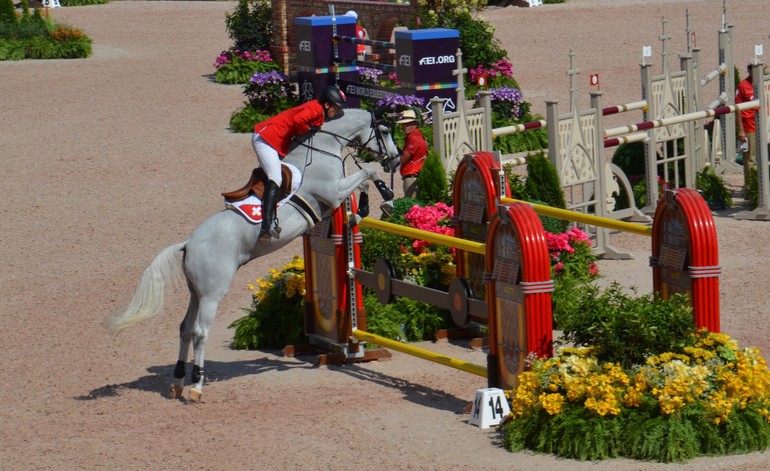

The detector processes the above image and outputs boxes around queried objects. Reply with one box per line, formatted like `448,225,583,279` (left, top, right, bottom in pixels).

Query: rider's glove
310,125,321,133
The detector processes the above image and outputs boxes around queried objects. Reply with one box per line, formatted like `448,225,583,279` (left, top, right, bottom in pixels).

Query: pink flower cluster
468,59,514,84
214,49,273,69
404,203,454,254
545,227,589,255
545,227,598,277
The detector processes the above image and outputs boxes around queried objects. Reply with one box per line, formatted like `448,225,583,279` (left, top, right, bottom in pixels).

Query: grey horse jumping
105,108,399,401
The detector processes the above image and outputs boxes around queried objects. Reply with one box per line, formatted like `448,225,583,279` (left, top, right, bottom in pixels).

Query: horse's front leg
337,168,378,202
316,168,378,209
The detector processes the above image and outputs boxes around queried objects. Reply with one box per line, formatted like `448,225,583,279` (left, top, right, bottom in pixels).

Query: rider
251,85,347,239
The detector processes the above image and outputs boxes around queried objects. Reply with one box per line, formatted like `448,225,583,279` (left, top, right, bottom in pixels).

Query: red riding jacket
254,100,325,156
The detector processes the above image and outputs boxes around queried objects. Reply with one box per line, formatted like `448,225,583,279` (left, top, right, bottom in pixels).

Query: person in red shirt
345,10,367,58
396,109,428,199
252,85,346,239
735,63,757,188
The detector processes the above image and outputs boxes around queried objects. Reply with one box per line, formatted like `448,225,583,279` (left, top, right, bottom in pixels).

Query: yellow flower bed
503,331,770,462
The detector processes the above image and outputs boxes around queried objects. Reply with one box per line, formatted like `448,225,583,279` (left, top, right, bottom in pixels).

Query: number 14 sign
469,388,511,429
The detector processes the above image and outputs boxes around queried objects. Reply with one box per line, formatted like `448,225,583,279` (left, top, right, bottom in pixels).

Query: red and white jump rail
604,101,760,139
490,100,649,140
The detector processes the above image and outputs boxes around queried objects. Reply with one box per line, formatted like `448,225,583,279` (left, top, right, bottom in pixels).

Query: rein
290,112,392,169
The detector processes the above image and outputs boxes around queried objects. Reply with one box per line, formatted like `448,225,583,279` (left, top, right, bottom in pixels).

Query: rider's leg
252,134,282,239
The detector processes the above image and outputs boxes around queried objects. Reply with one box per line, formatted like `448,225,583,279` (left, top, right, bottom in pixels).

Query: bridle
303,111,394,166
290,110,397,202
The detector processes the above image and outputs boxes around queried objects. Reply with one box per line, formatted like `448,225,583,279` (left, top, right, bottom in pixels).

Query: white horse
105,108,399,401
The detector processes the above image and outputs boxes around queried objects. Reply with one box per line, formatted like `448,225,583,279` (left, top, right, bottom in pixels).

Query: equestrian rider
251,85,347,239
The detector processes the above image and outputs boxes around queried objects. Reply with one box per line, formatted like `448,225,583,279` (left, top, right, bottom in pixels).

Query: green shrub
632,178,648,207
360,227,410,275
503,163,530,200
214,57,278,85
416,151,449,205
0,5,91,61
0,0,16,24
443,10,507,69
493,124,548,154
524,152,568,232
544,227,598,326
364,292,449,342
213,49,280,85
555,282,696,368
229,257,306,349
612,141,646,180
225,0,272,52
229,105,265,133
695,166,732,209
525,151,566,209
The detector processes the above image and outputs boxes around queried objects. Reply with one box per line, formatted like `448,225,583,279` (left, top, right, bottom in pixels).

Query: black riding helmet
319,86,346,108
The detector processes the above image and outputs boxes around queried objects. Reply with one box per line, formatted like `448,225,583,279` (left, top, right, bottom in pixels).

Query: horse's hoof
374,180,394,201
188,388,202,402
169,384,184,399
348,214,363,227
357,191,370,218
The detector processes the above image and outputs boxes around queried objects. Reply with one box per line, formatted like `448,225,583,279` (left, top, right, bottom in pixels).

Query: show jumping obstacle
291,2,750,387
301,151,721,389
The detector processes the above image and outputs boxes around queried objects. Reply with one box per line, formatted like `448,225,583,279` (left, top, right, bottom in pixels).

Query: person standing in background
396,109,428,199
736,63,757,189
345,10,367,58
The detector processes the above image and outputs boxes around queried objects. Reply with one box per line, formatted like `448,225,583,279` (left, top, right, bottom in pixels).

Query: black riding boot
258,180,281,240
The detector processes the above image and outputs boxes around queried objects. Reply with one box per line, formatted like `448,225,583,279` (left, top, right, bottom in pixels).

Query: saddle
221,166,294,202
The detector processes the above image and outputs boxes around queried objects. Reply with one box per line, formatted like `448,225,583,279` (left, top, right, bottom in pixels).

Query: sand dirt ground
1,1,769,469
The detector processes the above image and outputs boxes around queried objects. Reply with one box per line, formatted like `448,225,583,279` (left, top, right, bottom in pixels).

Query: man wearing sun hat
396,109,428,199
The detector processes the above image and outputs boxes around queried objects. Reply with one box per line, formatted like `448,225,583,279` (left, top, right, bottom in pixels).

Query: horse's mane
284,108,373,161
321,108,371,133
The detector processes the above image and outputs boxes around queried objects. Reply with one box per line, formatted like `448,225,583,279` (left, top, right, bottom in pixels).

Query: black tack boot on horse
258,179,281,240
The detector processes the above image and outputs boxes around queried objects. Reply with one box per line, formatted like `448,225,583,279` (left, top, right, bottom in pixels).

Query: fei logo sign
299,41,311,52
418,55,455,66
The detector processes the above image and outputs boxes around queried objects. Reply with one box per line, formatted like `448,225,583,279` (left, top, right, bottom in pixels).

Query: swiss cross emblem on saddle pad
222,165,300,224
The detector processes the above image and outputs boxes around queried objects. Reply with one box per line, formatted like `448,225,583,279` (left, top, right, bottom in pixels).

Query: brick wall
271,0,417,77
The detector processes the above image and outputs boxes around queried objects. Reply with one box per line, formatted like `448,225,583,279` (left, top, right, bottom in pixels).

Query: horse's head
363,110,400,172
313,108,400,172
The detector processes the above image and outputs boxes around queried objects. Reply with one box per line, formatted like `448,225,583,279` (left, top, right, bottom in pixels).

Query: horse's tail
104,241,187,335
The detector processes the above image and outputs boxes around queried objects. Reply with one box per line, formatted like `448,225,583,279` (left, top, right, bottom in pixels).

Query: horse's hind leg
170,286,198,399
187,295,224,402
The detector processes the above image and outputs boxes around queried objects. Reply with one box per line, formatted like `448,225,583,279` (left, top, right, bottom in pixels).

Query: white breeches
252,133,282,185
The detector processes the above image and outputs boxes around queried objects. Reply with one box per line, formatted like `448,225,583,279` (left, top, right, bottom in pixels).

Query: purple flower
375,94,425,110
477,86,525,120
358,67,382,84
245,71,293,110
374,94,427,123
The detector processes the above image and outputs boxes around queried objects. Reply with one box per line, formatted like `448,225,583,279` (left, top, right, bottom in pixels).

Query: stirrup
269,223,281,239
268,216,281,239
